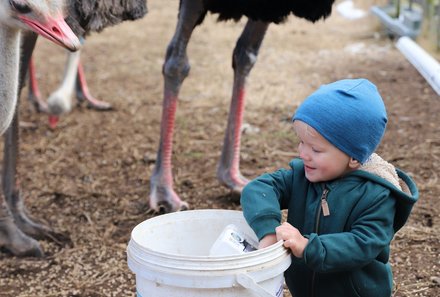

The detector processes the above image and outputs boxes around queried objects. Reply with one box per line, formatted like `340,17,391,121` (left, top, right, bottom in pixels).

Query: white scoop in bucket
127,209,291,297
209,224,258,256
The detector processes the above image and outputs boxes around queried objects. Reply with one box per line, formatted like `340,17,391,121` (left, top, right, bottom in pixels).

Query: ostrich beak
48,115,59,130
19,14,81,51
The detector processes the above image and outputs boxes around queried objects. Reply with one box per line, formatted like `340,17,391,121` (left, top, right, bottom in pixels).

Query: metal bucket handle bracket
236,273,275,297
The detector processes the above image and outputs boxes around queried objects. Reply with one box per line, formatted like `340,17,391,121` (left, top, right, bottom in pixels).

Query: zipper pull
321,188,330,216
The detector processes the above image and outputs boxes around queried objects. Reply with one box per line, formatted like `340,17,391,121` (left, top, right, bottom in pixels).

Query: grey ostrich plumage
65,0,147,36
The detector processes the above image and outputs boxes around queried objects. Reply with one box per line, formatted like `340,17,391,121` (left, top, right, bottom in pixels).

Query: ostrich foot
77,92,113,111
76,62,113,111
217,168,249,194
149,185,189,214
10,193,72,248
14,212,71,248
0,216,43,257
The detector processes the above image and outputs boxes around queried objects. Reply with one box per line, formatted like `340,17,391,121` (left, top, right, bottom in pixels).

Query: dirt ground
0,0,439,296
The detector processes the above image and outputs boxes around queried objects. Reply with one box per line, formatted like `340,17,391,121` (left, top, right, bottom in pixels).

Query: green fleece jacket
241,155,418,297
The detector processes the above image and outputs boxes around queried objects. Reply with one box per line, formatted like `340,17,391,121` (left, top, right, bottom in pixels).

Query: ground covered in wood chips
0,1,439,296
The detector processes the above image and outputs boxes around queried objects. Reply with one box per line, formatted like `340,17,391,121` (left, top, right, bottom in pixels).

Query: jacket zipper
321,188,330,217
310,185,330,297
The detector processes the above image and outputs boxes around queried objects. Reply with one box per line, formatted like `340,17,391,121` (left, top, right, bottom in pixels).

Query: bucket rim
128,209,285,259
127,209,291,270
128,238,288,262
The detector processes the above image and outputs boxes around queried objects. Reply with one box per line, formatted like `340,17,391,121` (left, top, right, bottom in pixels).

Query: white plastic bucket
127,209,292,297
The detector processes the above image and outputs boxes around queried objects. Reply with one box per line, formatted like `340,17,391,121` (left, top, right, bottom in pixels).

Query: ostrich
28,0,147,128
29,49,113,129
0,0,146,257
27,47,113,130
0,0,80,257
151,0,336,213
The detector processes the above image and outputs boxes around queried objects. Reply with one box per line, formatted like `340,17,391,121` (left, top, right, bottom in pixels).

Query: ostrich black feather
200,0,334,24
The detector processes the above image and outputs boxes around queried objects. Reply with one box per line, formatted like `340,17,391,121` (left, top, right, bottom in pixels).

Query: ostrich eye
9,0,32,14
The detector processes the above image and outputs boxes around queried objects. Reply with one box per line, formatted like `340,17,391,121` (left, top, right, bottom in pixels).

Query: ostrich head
0,0,81,135
0,0,81,51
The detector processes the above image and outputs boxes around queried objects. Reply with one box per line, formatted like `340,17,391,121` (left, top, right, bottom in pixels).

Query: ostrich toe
0,217,43,257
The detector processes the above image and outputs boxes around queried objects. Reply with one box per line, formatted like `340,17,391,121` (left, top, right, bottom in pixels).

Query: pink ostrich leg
217,21,269,193
149,89,186,212
27,58,48,112
149,1,202,213
76,61,112,110
150,0,269,213
217,86,248,192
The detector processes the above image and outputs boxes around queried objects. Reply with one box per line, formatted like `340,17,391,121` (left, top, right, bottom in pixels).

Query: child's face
293,121,355,182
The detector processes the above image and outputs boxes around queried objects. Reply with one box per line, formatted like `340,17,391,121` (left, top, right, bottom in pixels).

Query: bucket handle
236,273,276,297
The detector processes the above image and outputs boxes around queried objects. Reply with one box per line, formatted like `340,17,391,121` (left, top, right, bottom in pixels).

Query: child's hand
258,234,277,249
276,222,308,258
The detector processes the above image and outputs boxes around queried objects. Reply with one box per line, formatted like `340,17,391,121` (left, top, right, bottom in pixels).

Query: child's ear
349,158,361,169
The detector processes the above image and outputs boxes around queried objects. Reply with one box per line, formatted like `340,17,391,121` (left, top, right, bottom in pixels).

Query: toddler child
241,78,418,297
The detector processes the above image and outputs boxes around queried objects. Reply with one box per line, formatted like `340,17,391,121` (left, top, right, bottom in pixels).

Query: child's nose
299,148,311,161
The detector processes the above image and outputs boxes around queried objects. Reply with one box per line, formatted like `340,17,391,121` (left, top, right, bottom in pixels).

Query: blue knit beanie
292,79,387,164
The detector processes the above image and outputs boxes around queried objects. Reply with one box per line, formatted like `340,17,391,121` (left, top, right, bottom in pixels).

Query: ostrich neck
0,26,20,135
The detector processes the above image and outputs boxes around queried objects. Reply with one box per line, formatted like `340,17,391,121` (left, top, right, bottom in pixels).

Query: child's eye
312,147,321,153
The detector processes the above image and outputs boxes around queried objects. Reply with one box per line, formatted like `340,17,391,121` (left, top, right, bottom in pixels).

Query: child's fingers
283,239,295,248
276,228,292,242
275,222,291,234
276,223,297,239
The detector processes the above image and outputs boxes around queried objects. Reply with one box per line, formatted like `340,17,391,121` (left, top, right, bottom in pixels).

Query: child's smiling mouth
304,164,316,173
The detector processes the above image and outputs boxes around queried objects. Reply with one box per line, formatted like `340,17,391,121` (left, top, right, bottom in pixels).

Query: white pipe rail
370,6,420,39
396,36,440,96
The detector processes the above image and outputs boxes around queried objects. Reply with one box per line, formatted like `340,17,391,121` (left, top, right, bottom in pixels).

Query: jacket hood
352,153,419,231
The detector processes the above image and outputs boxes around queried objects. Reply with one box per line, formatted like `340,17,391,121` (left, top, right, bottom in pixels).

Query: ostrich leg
4,108,67,244
2,109,47,257
3,33,69,256
217,20,269,192
149,0,205,213
1,32,43,257
76,59,113,110
28,58,48,113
